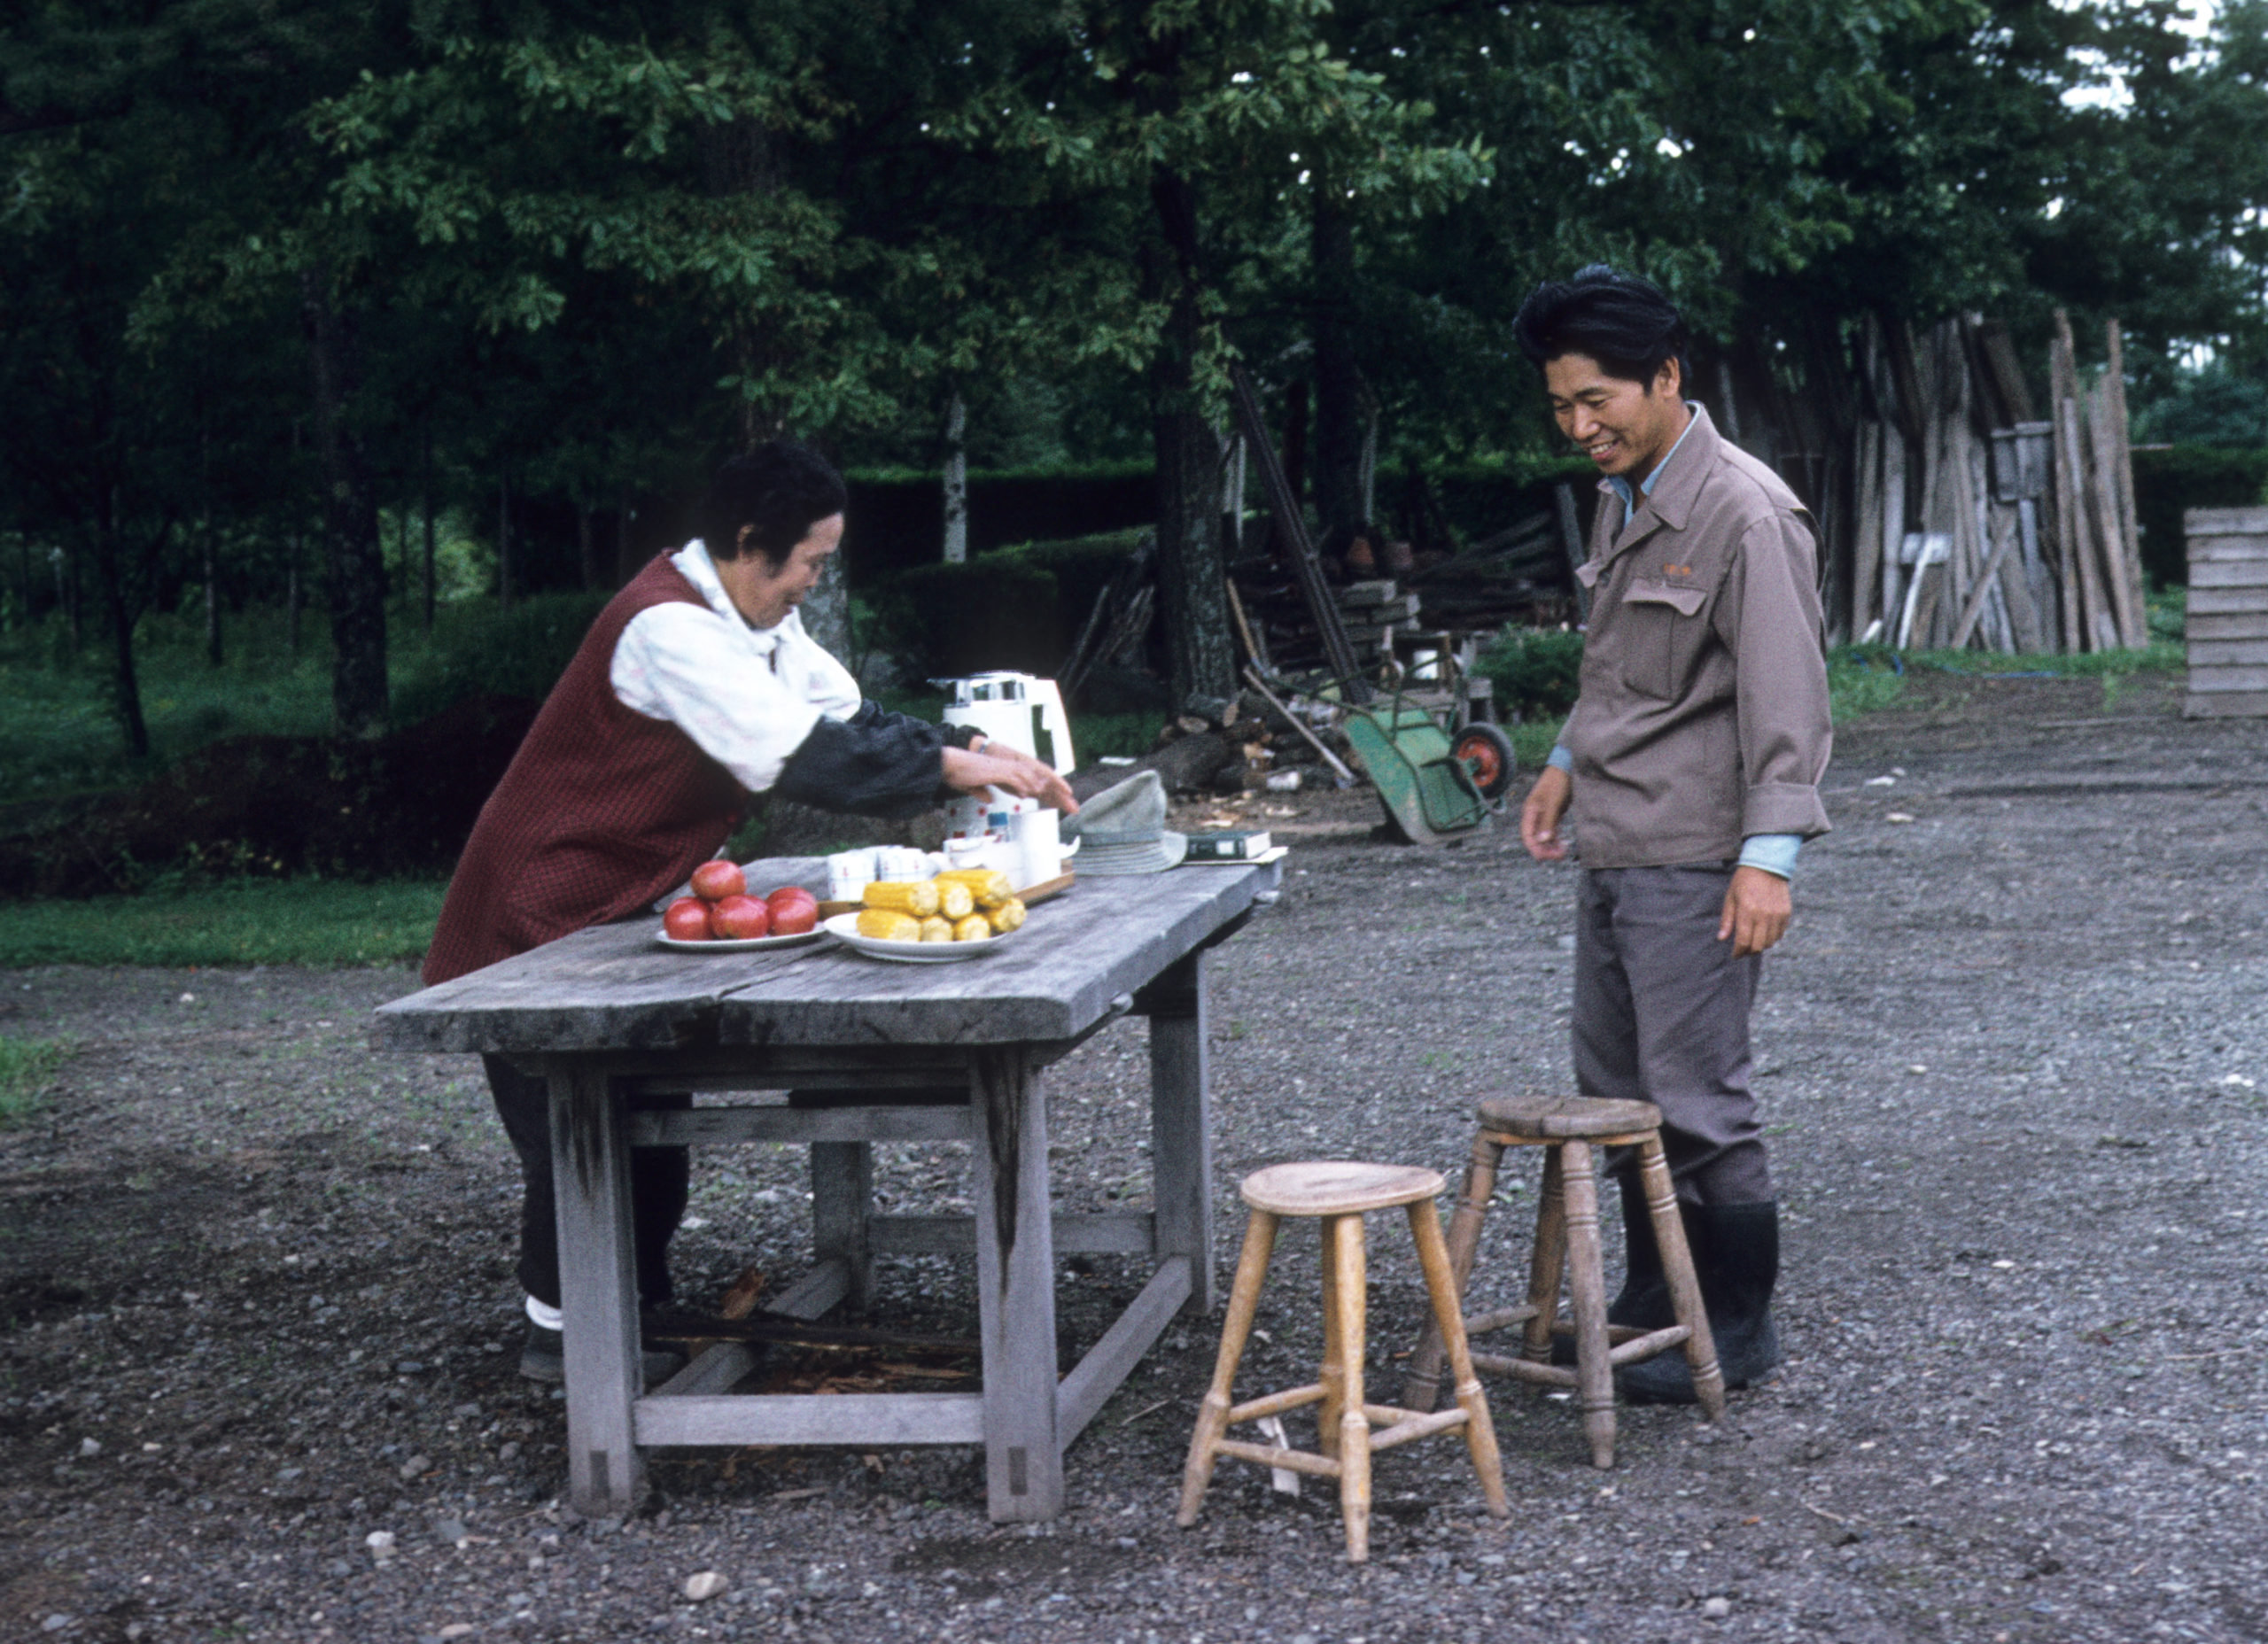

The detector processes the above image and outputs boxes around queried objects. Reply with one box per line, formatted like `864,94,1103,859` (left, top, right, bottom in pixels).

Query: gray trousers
1573,865,1772,1206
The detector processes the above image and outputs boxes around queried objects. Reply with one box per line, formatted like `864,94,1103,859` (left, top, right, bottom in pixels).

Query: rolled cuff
1547,744,1574,773
1736,834,1803,880
1740,781,1831,840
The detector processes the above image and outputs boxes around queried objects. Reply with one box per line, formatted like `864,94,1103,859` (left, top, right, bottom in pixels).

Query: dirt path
2,664,2263,1644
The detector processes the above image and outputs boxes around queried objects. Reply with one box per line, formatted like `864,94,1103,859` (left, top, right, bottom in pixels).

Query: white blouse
608,539,863,795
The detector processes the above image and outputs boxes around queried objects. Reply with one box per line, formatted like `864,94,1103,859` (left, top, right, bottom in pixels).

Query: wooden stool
1399,1095,1724,1468
1177,1162,1509,1563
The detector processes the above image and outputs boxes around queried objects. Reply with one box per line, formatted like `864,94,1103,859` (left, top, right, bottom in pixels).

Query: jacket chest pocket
1615,578,1708,700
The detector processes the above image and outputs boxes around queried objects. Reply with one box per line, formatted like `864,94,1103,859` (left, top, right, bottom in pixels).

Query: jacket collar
1598,402,1720,548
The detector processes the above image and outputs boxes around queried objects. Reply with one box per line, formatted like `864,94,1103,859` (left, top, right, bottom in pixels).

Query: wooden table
371,856,1281,1522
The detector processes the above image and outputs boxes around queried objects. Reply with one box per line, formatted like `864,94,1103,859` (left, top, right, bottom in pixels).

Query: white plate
819,911,1018,963
655,927,827,953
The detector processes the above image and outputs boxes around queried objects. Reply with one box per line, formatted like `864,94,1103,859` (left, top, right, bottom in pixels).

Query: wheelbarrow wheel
1451,722,1518,801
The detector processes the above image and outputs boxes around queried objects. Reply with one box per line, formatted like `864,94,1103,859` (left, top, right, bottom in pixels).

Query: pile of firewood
1848,310,2148,654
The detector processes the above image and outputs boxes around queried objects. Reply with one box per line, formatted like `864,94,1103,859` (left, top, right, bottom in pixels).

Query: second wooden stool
1400,1095,1725,1467
1177,1161,1509,1562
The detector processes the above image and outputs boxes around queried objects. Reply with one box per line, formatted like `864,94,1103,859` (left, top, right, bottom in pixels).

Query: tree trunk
579,504,600,591
942,390,969,564
421,420,436,632
615,485,637,586
1310,197,1368,551
299,268,390,737
1281,379,1309,514
202,527,222,667
497,469,514,610
1147,168,1236,710
90,490,151,758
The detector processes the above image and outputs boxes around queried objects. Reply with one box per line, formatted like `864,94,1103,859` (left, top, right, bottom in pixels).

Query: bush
880,530,1148,681
392,590,611,724
1475,627,1586,718
2130,445,2268,588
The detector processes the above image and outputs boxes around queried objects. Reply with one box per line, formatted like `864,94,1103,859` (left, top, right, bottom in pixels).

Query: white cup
826,848,878,902
1009,808,1066,889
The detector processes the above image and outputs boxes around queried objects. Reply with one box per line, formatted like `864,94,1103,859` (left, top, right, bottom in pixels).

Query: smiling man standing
424,440,1071,1384
1511,267,1831,1402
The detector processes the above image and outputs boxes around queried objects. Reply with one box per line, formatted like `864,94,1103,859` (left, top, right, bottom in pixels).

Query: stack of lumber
1845,310,2147,655
2182,507,2268,717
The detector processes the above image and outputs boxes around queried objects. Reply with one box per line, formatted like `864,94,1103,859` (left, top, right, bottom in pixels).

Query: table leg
811,1141,874,1311
1140,950,1216,1315
969,1045,1062,1521
547,1061,644,1516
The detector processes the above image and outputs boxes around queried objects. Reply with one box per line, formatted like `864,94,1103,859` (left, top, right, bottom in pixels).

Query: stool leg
1559,1141,1616,1468
1520,1144,1569,1368
1407,1200,1510,1518
1177,1209,1279,1527
1639,1134,1725,1420
1327,1212,1372,1563
1318,1213,1345,1459
1400,1131,1503,1412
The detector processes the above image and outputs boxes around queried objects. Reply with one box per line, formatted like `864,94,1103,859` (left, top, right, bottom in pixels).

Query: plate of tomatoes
657,861,826,951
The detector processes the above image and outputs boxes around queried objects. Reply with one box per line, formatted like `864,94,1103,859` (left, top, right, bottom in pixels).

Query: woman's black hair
1511,264,1690,388
698,441,847,565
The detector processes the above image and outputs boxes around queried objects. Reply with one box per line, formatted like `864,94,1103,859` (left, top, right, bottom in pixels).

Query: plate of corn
823,870,1029,963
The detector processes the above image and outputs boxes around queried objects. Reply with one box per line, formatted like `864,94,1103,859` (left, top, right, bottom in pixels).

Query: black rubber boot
1617,1200,1780,1406
1608,1172,1673,1330
1552,1175,1674,1365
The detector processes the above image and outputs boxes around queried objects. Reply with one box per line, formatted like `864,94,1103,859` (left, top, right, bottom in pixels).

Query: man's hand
1520,765,1573,861
1718,865,1790,958
942,743,1078,814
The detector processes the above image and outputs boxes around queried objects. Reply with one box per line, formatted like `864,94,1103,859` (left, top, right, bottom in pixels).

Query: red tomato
690,860,746,902
766,887,819,934
663,898,712,942
710,895,772,940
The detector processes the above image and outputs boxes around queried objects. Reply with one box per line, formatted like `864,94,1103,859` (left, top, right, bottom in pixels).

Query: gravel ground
2,664,2264,1644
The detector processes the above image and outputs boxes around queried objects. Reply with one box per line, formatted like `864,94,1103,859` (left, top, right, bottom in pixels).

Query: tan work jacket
1563,406,1832,868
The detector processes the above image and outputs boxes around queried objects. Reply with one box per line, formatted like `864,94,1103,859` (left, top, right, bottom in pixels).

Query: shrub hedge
2130,446,2268,587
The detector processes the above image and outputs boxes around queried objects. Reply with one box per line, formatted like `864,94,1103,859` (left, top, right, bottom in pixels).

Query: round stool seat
1475,1092,1661,1140
1240,1161,1446,1217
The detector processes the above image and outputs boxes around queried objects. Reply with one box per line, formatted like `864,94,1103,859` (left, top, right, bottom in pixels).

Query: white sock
525,1295,563,1332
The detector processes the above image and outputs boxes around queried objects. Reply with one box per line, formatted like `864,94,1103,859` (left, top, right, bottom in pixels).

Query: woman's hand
942,743,1078,813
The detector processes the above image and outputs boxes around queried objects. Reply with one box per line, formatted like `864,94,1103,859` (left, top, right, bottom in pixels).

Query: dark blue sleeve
772,702,959,819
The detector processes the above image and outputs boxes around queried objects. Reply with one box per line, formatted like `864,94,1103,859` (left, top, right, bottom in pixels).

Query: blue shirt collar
1605,402,1702,512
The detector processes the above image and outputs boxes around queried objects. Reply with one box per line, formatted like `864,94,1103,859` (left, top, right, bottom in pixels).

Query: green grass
0,1034,65,1123
0,879,447,969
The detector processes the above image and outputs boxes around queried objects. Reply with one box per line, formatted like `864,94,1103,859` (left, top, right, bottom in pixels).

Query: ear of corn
951,913,991,942
936,880,975,920
863,880,940,918
918,916,954,942
986,897,1027,934
936,868,1014,909
856,909,923,942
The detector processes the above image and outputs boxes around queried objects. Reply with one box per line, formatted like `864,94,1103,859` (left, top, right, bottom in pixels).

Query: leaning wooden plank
633,1392,984,1447
628,1106,973,1146
2186,664,2268,692
2186,587,2268,615
868,1212,1156,1257
2185,506,2268,536
766,1257,851,1321
2186,639,2268,668
2186,613,2268,641
1056,1257,1193,1446
2185,691,2268,718
651,1344,758,1399
2189,561,2268,589
2085,382,2144,648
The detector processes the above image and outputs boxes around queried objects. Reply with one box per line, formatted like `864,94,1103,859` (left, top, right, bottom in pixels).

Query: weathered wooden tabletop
371,856,1281,1053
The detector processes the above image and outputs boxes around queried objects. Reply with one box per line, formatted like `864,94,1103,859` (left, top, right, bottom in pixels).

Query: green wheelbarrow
1336,681,1518,846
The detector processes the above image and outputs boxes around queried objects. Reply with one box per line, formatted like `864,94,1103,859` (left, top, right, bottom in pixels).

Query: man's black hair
1511,264,1690,389
698,441,847,565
